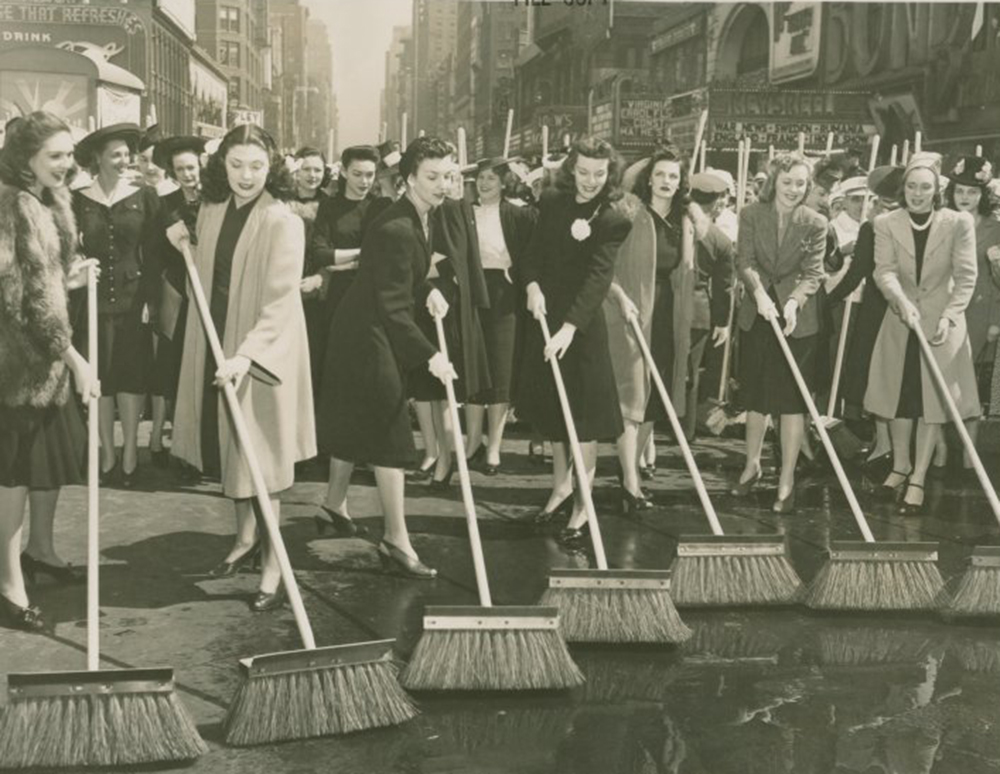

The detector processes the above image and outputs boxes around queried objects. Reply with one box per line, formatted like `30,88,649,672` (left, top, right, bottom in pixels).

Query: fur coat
0,182,77,407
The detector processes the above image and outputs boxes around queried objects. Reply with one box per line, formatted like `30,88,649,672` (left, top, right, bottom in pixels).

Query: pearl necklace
908,211,934,231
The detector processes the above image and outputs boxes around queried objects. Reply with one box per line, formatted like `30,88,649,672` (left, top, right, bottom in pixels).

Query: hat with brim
949,156,994,188
73,123,141,167
471,156,512,175
138,124,160,153
152,135,207,171
829,183,846,204
840,176,868,197
542,153,567,171
526,167,545,186
690,171,728,196
704,167,735,195
867,165,904,199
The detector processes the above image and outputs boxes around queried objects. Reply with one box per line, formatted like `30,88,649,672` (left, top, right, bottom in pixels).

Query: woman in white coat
169,124,316,610
865,154,978,514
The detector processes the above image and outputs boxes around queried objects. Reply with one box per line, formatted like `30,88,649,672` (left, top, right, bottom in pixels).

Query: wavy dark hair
293,145,331,193
758,152,814,205
553,136,624,202
0,111,72,198
945,179,992,216
338,144,380,197
200,124,294,203
632,145,690,226
399,136,452,181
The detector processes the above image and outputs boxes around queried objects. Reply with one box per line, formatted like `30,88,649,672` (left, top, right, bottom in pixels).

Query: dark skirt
303,296,327,405
894,331,924,419
470,270,517,405
841,288,888,410
644,277,676,423
79,309,153,395
515,308,624,443
151,304,187,401
0,399,87,489
740,313,817,416
408,280,460,402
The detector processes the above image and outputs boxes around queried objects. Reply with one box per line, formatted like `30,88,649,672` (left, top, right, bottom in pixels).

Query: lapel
923,209,949,262
885,209,918,284
757,204,780,272
195,200,227,297
776,205,806,267
402,196,431,273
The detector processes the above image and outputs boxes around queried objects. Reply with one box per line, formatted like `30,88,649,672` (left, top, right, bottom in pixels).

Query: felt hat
867,165,904,199
704,167,735,196
904,151,943,176
152,135,206,171
138,123,161,153
840,176,868,196
376,140,402,170
690,171,729,195
949,156,994,188
73,122,141,167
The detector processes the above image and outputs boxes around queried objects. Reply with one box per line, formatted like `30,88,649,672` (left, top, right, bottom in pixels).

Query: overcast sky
303,0,413,150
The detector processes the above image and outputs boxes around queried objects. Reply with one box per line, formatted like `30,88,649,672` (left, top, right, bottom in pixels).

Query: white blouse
474,203,512,272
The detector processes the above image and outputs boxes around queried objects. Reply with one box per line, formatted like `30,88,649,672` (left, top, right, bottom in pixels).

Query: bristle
400,629,583,691
435,705,577,752
806,558,949,611
0,693,206,768
670,555,804,607
223,660,417,746
577,654,682,703
950,639,1000,674
539,587,691,644
947,566,1000,617
682,618,783,661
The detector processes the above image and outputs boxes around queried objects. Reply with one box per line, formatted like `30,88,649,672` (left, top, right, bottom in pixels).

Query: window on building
736,11,769,75
220,6,240,34
220,41,240,67
229,77,241,101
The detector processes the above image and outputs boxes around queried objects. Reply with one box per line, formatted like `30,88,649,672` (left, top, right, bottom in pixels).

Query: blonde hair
757,152,814,204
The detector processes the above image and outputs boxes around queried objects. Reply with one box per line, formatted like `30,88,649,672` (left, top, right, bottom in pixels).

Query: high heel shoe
149,446,170,468
250,587,285,612
466,446,486,471
639,463,656,481
899,482,925,516
21,553,84,585
377,540,437,578
729,467,762,497
621,487,653,517
406,457,438,482
0,595,45,632
878,469,911,500
99,457,120,487
557,521,590,549
772,488,796,514
314,505,365,538
121,462,139,489
529,493,574,526
428,458,455,491
208,542,262,578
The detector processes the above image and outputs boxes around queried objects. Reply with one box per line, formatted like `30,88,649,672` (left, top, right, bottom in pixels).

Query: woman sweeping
465,157,537,476
729,153,827,513
865,154,978,514
316,137,456,577
169,124,315,610
515,136,631,546
0,112,100,630
72,123,160,488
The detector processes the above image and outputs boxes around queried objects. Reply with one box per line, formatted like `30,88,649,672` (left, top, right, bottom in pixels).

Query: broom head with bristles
816,626,934,667
699,400,746,437
815,416,867,461
670,534,804,607
806,541,950,611
400,606,583,691
223,639,417,746
0,667,207,769
946,546,1000,618
539,569,691,644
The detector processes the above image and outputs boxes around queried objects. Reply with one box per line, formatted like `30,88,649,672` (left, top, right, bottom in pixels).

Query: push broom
535,314,691,644
627,316,804,606
761,312,948,611
169,233,416,745
400,316,583,690
0,266,207,768
909,325,1000,617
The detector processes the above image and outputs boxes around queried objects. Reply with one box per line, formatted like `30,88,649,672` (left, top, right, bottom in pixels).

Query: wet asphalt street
1,423,998,774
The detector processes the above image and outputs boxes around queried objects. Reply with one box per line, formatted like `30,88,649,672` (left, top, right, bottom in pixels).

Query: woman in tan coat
865,154,978,514
169,124,315,610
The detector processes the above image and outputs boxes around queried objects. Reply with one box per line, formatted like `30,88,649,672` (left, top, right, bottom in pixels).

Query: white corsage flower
571,218,592,241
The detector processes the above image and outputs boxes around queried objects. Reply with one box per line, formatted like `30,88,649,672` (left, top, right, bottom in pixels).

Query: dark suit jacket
736,201,828,338
498,199,538,285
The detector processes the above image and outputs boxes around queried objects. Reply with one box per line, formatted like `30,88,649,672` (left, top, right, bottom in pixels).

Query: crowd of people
2,108,999,631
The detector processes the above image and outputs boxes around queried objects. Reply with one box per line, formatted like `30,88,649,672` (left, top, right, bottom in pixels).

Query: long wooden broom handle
766,314,876,542
539,315,609,569
628,317,724,537
87,265,100,671
717,281,739,402
913,324,1000,526
434,315,492,607
180,241,316,650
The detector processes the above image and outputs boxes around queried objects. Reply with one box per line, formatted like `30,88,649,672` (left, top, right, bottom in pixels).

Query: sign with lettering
709,88,874,151
651,16,703,54
770,1,822,85
617,97,674,148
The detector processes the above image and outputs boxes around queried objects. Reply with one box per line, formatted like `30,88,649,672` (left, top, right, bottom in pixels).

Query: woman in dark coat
515,137,631,545
730,153,827,513
826,165,904,467
0,112,100,631
72,123,160,488
465,157,537,475
408,156,491,487
148,135,205,467
316,137,456,578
